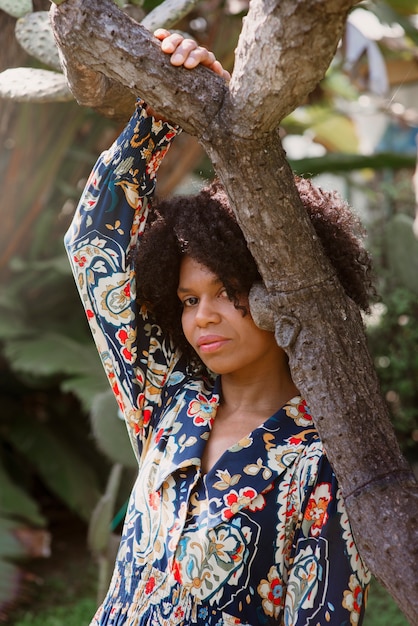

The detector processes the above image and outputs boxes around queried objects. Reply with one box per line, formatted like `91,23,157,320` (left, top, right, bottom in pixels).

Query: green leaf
385,215,418,295
0,462,45,526
88,464,122,554
62,374,109,413
0,558,21,608
4,332,103,379
10,255,72,276
285,106,358,153
0,518,26,561
0,308,29,341
5,415,102,522
311,114,358,153
90,390,136,467
3,331,109,410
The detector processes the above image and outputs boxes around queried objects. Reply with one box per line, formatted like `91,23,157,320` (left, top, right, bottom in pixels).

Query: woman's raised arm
64,32,228,461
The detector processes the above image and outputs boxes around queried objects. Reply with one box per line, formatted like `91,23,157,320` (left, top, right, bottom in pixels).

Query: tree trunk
50,0,418,623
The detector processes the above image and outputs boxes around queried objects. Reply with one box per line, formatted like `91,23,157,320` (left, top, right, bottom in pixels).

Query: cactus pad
16,11,62,71
0,0,32,18
0,67,72,102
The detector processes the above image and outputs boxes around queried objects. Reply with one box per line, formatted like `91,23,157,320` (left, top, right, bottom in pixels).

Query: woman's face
177,255,284,377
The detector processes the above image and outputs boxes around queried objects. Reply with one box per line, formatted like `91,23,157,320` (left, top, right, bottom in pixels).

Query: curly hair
134,178,374,365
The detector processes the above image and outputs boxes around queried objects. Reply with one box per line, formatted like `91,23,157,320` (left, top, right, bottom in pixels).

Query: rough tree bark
50,0,418,623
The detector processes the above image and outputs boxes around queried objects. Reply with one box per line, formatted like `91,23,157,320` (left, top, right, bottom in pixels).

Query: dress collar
153,378,318,527
203,397,318,527
153,377,221,488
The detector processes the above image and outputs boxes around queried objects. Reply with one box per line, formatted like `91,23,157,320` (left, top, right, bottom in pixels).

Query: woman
65,30,371,626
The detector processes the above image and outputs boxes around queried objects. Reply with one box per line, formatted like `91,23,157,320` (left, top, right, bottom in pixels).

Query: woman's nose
195,298,220,327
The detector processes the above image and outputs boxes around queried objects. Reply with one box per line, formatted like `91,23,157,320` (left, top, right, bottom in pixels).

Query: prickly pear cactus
0,6,72,103
88,464,123,556
88,463,124,602
15,11,62,71
385,214,418,295
0,67,72,102
90,390,137,469
0,0,32,18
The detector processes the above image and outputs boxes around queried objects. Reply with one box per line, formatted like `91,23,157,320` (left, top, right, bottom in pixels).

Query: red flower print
148,490,161,511
122,347,133,361
351,584,363,613
286,501,296,519
268,576,284,607
258,566,285,618
297,399,311,419
223,487,258,519
187,393,218,427
86,309,94,320
116,327,136,364
225,492,239,506
143,408,152,426
343,574,365,625
283,397,313,427
304,482,332,537
145,576,155,594
74,254,87,267
172,559,182,584
174,607,184,619
137,392,145,409
118,329,128,342
155,428,164,444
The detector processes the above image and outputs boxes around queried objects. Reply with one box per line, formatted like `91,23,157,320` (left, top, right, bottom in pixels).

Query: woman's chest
200,405,273,474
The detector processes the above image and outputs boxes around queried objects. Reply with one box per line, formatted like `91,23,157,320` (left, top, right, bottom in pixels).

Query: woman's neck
218,352,299,416
201,355,299,474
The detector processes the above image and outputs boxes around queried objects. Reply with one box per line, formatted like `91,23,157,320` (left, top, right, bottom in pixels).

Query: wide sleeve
284,444,371,626
64,102,181,462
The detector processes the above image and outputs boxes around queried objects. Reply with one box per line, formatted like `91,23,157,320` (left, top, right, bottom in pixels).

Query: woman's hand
154,29,231,81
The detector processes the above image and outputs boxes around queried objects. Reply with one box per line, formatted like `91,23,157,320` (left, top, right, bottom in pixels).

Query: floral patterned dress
65,102,370,626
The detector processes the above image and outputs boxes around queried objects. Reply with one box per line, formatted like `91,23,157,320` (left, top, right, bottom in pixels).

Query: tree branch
230,0,356,133
50,0,228,132
50,0,358,137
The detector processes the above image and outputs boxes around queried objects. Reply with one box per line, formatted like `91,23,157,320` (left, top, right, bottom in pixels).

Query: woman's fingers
154,29,230,81
209,60,231,81
170,39,201,66
154,28,171,40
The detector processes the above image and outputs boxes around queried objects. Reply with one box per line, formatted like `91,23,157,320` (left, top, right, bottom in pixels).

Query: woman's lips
197,335,230,353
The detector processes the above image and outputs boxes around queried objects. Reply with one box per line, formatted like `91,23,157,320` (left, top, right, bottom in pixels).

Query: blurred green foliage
367,286,418,458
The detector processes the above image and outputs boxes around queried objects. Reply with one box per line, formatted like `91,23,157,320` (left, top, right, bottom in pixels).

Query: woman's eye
218,288,230,300
183,296,199,307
